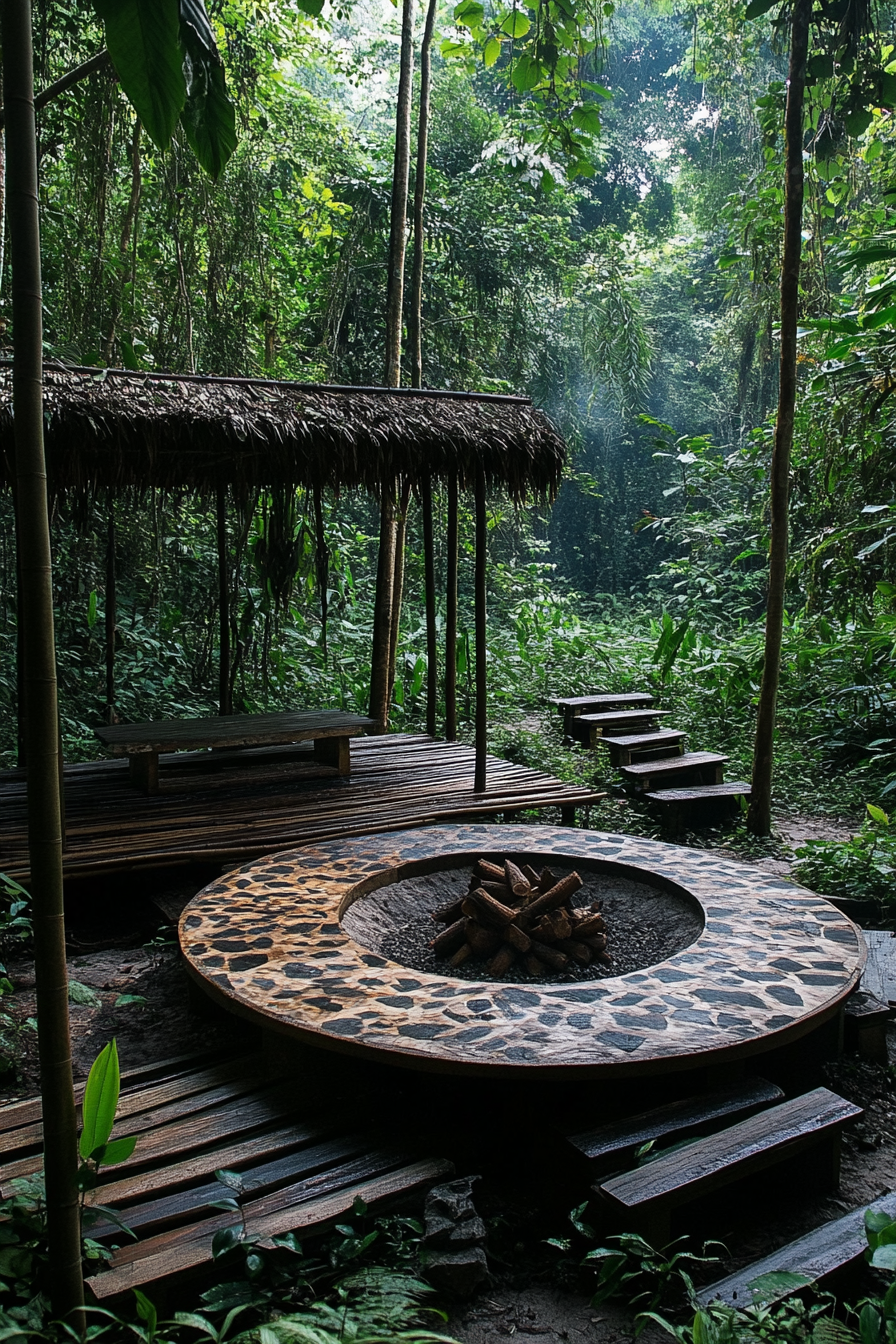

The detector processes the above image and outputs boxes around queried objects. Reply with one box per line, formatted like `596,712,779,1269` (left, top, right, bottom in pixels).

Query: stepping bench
620,751,728,794
599,730,687,767
0,1052,452,1301
644,782,752,829
595,1088,862,1246
844,989,891,1063
565,1077,784,1171
697,1190,896,1307
862,930,896,1008
554,694,655,737
574,710,672,745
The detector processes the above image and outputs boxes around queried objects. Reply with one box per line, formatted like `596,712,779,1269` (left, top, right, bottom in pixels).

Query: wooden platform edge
696,1189,896,1307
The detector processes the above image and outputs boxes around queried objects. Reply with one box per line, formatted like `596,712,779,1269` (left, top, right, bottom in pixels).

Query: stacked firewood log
429,858,610,978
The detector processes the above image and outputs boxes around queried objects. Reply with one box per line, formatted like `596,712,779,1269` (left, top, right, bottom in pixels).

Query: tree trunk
383,0,414,387
408,0,437,390
474,465,487,792
747,0,810,836
445,470,458,741
2,0,84,1320
369,0,414,727
216,483,231,715
421,475,437,736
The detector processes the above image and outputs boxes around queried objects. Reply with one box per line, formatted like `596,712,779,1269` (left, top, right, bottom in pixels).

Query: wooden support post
368,490,397,730
14,485,25,766
421,475,437,738
474,465,487,793
216,484,231,716
445,471,458,742
105,497,116,722
313,485,328,665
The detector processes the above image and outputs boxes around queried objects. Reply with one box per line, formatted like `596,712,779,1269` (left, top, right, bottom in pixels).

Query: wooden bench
0,1052,452,1300
844,989,891,1063
595,1088,862,1245
565,1078,784,1172
96,709,378,794
697,1190,896,1308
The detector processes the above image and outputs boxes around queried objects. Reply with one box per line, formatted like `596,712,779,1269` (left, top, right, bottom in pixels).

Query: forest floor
1,807,892,1340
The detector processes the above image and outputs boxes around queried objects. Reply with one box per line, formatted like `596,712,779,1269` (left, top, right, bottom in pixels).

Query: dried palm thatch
0,363,567,500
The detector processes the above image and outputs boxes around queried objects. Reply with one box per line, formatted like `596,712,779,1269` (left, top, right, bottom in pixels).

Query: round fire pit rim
179,824,866,1078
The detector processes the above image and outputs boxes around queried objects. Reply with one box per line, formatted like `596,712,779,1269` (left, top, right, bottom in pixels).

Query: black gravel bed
341,864,703,984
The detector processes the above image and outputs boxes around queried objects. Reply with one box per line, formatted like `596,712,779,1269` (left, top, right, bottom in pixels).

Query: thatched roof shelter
0,363,567,499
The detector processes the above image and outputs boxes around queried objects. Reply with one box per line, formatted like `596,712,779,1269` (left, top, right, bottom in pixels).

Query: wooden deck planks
0,733,606,882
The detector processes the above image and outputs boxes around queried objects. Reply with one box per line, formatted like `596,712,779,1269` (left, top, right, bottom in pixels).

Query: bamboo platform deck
0,733,606,882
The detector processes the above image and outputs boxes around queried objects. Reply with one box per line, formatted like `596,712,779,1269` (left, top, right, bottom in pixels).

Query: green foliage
79,1039,139,1176
793,805,896,907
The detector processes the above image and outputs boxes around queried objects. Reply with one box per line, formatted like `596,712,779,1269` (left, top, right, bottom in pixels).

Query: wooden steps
555,685,750,827
575,710,671,744
565,1078,784,1171
697,1190,896,1307
0,1053,453,1300
595,1087,861,1245
619,751,727,793
554,694,654,737
600,730,687,767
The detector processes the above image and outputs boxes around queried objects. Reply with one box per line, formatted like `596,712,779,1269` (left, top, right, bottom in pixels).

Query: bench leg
561,805,576,827
129,752,159,794
313,736,350,775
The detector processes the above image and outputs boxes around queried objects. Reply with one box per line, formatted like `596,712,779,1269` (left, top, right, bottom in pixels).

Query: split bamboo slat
0,734,606,882
0,1052,454,1300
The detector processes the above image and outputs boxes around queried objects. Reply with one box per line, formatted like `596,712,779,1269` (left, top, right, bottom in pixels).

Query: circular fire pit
180,825,865,1077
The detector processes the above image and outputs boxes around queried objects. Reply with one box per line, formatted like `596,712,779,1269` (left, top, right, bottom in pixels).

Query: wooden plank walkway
0,733,606,882
0,1052,453,1301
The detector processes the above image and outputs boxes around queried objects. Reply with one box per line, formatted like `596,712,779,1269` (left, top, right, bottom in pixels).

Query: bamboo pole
105,494,116,721
368,489,397,728
216,483,231,716
445,471,458,741
2,0,84,1320
387,477,412,702
474,465,487,792
421,475,437,737
313,485,329,665
408,0,437,390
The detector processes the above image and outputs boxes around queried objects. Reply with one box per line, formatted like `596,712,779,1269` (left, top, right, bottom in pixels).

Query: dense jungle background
2,0,896,836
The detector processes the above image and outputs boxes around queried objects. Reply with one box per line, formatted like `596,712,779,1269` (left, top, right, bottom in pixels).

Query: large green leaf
79,1039,121,1162
180,50,237,180
91,0,185,151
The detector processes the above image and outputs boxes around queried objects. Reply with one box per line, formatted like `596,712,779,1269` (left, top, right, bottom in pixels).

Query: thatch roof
0,364,567,499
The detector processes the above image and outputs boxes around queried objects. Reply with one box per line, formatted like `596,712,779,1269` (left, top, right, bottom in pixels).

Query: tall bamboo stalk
313,484,329,665
104,494,116,721
445,471,458,741
2,0,84,1319
474,465,487,792
421,475,437,737
368,488,397,727
387,477,412,700
216,483,231,716
747,0,810,836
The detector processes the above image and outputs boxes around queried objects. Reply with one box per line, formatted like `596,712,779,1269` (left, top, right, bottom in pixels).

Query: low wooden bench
844,989,891,1063
595,1088,862,1245
565,1078,784,1172
697,1190,896,1308
0,1052,452,1300
96,709,378,794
